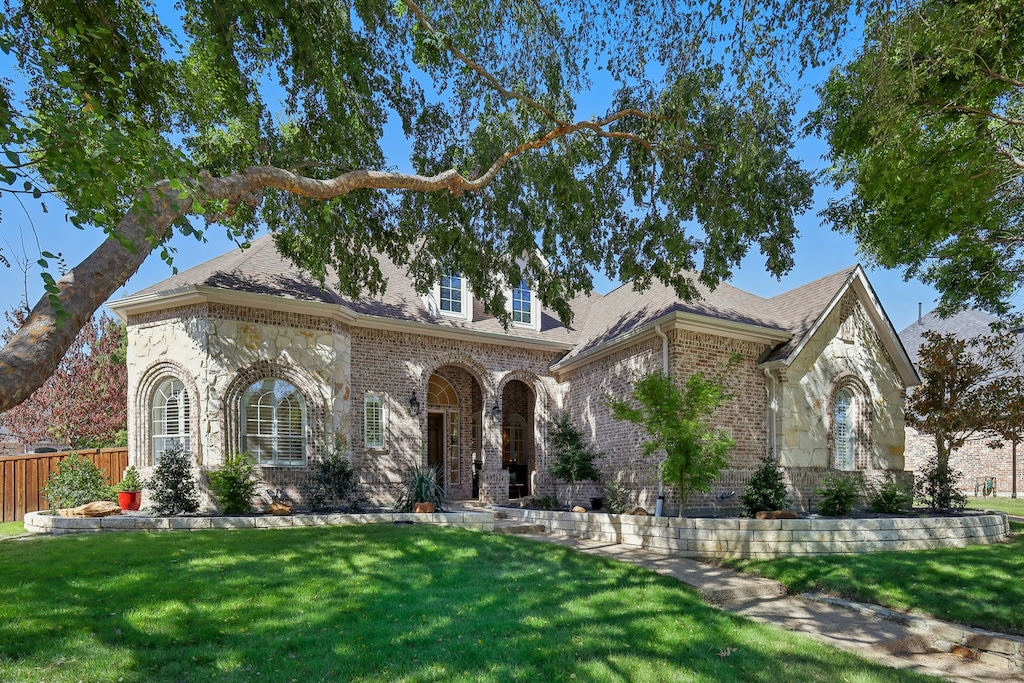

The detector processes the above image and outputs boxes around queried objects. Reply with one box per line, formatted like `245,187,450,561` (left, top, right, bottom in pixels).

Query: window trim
364,392,386,449
240,378,308,467
433,272,471,321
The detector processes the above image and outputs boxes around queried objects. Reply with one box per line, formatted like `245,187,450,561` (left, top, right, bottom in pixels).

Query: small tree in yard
547,413,602,508
909,331,1024,511
606,356,739,517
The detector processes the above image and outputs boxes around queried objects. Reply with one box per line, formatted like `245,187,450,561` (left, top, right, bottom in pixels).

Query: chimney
918,302,922,325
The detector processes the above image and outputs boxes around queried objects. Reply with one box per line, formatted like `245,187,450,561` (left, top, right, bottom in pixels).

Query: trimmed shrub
40,453,115,510
146,442,200,515
866,472,914,514
816,474,861,516
741,455,790,517
118,465,143,492
308,438,357,511
915,454,968,511
208,453,259,514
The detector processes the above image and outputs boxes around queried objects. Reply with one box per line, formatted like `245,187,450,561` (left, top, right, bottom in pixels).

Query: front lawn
0,522,24,537
725,528,1024,636
0,526,939,683
966,496,1024,517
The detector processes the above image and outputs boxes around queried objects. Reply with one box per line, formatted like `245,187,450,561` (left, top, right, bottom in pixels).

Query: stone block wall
501,508,1010,558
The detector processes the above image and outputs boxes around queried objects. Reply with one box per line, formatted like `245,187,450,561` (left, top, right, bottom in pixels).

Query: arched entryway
425,367,483,499
501,379,535,498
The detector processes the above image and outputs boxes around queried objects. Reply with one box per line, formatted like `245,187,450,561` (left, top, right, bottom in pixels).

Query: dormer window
440,273,464,314
432,272,471,320
512,280,533,326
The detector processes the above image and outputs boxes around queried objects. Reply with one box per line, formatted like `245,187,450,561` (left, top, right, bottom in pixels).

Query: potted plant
117,465,143,511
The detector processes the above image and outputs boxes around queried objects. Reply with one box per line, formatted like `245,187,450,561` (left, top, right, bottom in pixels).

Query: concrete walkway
516,532,1021,683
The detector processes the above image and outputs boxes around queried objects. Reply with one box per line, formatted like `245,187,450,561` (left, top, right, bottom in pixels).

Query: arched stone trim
423,354,492,399
222,361,329,465
826,372,874,470
496,370,551,468
135,360,202,466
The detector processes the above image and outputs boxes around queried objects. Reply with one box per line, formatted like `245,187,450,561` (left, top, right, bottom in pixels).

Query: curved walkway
520,531,1021,683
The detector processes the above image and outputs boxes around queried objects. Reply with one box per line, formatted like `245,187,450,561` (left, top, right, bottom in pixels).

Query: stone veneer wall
347,326,563,506
905,426,1023,498
500,508,1011,559
127,304,351,509
775,293,909,508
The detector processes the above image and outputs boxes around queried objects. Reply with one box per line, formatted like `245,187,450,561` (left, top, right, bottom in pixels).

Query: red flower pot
118,491,141,511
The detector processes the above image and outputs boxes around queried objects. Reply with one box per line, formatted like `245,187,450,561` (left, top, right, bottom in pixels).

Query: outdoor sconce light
491,400,502,420
409,391,420,416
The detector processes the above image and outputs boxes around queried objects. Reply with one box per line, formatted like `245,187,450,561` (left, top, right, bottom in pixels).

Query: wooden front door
427,413,445,479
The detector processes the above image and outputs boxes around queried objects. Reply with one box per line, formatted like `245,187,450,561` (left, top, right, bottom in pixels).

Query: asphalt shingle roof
898,309,1004,366
124,236,865,362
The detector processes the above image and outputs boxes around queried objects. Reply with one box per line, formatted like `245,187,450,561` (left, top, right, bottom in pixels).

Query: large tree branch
0,107,660,412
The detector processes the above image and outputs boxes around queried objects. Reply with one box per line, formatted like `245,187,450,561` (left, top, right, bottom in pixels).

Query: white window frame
433,272,472,321
151,377,190,464
510,280,539,329
240,378,307,467
364,393,386,449
833,389,856,471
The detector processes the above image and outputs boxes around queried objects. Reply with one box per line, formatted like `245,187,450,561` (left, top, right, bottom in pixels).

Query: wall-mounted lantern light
491,400,502,420
409,391,420,416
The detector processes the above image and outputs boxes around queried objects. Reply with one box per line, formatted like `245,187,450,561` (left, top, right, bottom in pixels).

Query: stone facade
773,293,908,508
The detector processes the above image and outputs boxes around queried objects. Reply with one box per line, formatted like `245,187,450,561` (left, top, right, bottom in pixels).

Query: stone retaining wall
23,511,494,535
500,509,1010,559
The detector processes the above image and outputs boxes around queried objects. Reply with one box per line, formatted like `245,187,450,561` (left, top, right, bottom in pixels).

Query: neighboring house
109,236,918,512
900,309,1023,498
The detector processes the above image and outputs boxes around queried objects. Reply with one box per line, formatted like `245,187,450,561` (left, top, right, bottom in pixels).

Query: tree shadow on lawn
0,526,940,682
727,534,1024,636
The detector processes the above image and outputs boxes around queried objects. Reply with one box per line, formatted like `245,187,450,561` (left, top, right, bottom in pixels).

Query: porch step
493,520,546,535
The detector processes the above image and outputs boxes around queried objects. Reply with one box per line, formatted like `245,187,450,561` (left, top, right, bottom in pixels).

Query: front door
427,413,445,481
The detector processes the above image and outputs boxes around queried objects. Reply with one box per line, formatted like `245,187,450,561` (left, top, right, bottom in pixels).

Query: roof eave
110,287,573,353
550,310,792,376
755,267,920,387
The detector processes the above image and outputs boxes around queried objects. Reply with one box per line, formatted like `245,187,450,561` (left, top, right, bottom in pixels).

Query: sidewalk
517,532,1021,683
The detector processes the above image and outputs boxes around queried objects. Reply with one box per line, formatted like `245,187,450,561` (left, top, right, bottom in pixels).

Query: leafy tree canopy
908,329,1024,507
0,0,876,411
813,0,1024,317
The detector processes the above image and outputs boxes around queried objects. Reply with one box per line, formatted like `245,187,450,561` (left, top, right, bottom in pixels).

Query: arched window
833,388,856,471
151,378,190,464
241,378,306,466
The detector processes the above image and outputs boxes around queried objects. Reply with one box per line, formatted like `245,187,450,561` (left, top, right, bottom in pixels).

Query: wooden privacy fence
0,448,128,523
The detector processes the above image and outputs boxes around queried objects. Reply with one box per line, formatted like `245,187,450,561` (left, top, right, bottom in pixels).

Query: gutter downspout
764,368,778,461
654,324,670,516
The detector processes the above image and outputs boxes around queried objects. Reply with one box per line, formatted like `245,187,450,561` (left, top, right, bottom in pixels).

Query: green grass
0,522,24,537
0,526,939,683
725,529,1024,636
965,496,1024,517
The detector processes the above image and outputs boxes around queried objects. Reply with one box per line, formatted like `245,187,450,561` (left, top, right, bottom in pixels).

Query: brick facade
905,427,1023,499
121,270,913,514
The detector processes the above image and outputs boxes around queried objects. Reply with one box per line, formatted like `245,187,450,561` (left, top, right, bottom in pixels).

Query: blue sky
0,11,943,335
